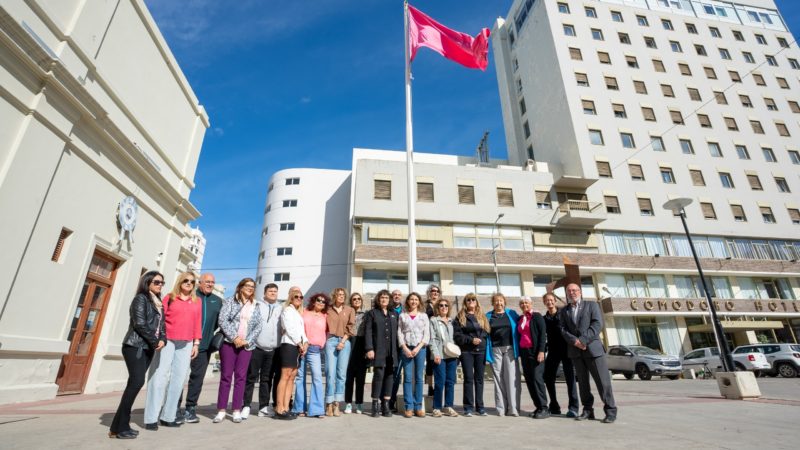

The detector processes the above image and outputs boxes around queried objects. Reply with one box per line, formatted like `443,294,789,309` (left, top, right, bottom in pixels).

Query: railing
559,199,603,213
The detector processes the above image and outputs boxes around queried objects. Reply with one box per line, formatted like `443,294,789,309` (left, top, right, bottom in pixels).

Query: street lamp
663,198,734,373
491,213,505,293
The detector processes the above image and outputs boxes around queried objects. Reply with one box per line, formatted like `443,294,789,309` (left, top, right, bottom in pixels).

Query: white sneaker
212,411,226,423
232,411,242,423
241,406,250,420
344,403,353,414
258,406,273,417
355,403,363,414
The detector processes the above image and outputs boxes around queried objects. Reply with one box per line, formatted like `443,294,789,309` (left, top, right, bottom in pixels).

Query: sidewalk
1,377,798,449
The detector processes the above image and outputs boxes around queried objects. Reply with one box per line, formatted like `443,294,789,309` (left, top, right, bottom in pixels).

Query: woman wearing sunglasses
275,287,307,420
213,278,262,423
108,271,166,439
292,292,328,418
453,293,490,417
429,298,459,418
344,292,367,414
144,272,201,430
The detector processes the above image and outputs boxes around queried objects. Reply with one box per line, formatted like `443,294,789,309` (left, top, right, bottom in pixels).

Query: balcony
556,200,606,227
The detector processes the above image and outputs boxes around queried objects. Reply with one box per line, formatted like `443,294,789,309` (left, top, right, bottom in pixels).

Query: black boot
371,400,380,418
381,399,392,417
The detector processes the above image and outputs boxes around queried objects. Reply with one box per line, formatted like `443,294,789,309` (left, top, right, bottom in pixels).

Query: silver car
733,344,800,378
607,345,682,380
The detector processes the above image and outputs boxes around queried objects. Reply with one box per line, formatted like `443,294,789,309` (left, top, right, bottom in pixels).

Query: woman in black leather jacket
109,271,166,439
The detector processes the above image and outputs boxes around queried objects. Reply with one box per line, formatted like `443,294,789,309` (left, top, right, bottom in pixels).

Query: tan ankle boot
325,403,333,417
333,402,341,417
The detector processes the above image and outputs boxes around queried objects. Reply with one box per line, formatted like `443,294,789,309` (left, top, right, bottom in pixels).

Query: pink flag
408,4,490,71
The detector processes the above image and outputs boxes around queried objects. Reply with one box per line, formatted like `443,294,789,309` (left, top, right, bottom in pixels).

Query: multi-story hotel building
260,0,799,358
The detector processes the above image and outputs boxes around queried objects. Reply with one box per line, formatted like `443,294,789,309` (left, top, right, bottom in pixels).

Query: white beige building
0,1,208,403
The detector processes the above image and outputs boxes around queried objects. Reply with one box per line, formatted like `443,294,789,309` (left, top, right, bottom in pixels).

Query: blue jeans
401,347,427,411
144,340,191,423
292,345,324,416
324,337,351,403
433,357,458,409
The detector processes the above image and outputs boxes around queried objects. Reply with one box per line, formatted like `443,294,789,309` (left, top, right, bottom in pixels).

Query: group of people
108,271,617,439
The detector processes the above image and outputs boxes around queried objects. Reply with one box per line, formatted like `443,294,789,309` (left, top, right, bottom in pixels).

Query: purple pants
217,342,253,410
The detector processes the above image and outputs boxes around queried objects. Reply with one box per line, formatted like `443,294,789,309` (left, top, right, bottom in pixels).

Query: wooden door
56,252,118,395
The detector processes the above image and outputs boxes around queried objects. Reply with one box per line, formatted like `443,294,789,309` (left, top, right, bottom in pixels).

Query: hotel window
611,11,623,22
596,161,612,178
519,98,527,115
752,73,766,86
714,91,727,104
641,107,656,121
742,51,755,64
679,63,691,76
605,76,618,90
582,100,596,115
605,196,621,214
755,34,766,45
282,199,297,207
708,142,723,157
523,121,531,138
652,59,665,72
670,110,684,125
733,30,745,42
790,59,800,70
458,185,475,204
274,273,290,282
776,122,790,137
453,225,524,251
777,77,789,89
644,36,657,49
724,117,738,131
775,177,790,193
575,72,589,87
454,272,521,296
789,101,800,113
680,139,694,154
688,88,701,101
417,182,434,202
585,7,597,18
709,27,721,38
638,198,654,216
535,191,551,209
670,41,682,53
739,94,752,108
701,203,717,220
598,51,611,64
591,28,604,41
766,55,777,67
686,23,697,34
719,172,734,188
704,66,717,79
761,206,776,224
660,167,675,183
736,145,750,160
589,129,604,145
778,37,789,48
764,98,777,111
374,179,391,200
634,80,647,94
661,84,674,97
629,164,644,180
279,222,295,231
637,15,649,26
276,247,292,256
626,56,638,68
690,169,705,186
729,70,741,82
612,103,627,118
619,32,631,45
750,120,764,134
558,2,570,14
747,174,763,190
731,204,747,222
563,24,576,36
285,177,300,185
719,48,731,60
694,46,708,59
651,136,665,152
662,19,674,31
497,188,514,207
788,208,800,224
790,151,800,165
698,114,712,128
569,47,582,60
621,132,636,149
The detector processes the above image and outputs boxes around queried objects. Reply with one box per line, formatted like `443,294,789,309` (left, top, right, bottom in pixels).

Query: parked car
732,344,800,378
682,347,771,375
606,345,682,380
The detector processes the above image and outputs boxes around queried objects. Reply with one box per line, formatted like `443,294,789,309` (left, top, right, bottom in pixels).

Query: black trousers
460,351,485,410
110,345,153,433
243,347,280,409
543,349,579,413
371,357,395,399
572,354,617,416
182,347,214,408
520,348,547,409
345,337,367,404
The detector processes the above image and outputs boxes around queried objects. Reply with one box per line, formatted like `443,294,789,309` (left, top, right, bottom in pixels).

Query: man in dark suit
559,283,617,423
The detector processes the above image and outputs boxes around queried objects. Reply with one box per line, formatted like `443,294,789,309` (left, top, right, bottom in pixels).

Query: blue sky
144,0,800,289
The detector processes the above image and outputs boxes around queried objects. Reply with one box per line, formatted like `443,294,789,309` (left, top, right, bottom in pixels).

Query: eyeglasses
352,297,362,301
465,298,477,303
293,295,304,299
430,290,440,294
151,280,165,286
182,279,195,285
243,285,255,289
315,298,326,304
438,304,449,309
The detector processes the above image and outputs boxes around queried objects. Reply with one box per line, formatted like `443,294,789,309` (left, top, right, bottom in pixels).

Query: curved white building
256,168,351,298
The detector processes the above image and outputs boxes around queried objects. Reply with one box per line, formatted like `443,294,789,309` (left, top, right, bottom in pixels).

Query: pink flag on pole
407,4,490,71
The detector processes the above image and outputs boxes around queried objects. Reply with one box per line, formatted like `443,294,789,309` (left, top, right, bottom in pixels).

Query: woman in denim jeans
398,292,430,417
429,298,459,418
293,293,328,418
144,272,201,429
323,287,355,416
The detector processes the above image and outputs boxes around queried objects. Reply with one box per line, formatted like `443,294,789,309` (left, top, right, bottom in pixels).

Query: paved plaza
0,376,798,449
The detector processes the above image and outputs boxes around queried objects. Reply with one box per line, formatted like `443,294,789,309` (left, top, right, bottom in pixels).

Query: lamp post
491,213,505,293
663,198,734,373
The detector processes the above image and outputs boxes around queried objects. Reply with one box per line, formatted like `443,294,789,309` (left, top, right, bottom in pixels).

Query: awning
687,320,784,332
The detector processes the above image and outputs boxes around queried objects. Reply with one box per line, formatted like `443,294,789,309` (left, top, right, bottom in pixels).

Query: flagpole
404,1,418,294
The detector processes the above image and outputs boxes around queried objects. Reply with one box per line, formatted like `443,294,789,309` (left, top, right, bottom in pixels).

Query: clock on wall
117,195,138,244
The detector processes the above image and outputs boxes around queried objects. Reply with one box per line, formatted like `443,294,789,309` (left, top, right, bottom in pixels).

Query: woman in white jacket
274,286,308,420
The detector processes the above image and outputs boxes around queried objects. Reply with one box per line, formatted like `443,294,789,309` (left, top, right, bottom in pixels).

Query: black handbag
209,331,224,353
